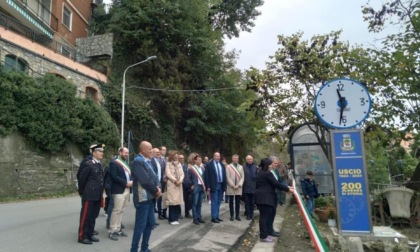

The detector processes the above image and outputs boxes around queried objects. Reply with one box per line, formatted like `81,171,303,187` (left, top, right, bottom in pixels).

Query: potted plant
327,208,336,227
314,195,336,223
314,196,330,223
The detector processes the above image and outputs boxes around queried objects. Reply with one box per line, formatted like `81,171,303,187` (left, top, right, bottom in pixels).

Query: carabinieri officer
78,144,105,245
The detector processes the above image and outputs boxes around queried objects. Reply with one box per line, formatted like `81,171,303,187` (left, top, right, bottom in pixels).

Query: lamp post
121,56,157,147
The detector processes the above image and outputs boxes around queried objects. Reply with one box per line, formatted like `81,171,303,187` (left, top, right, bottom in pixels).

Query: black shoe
93,230,99,235
185,213,192,219
211,218,220,223
106,223,110,229
121,223,125,229
198,219,205,223
193,219,200,225
179,215,184,219
246,216,250,220
230,216,234,221
269,231,279,237
158,215,164,220
217,218,223,222
162,214,168,219
155,222,160,226
88,236,100,242
78,238,93,245
236,217,241,221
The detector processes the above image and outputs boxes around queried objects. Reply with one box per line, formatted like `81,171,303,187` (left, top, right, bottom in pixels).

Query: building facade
0,0,112,101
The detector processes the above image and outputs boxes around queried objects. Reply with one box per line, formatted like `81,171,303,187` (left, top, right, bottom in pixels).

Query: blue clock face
314,78,372,129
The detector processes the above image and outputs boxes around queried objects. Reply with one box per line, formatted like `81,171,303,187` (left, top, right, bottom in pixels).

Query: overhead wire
126,85,245,92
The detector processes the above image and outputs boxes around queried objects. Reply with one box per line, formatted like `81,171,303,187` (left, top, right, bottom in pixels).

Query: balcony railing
0,11,89,62
13,0,58,31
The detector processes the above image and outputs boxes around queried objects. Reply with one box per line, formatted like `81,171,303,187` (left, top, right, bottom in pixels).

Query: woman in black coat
254,158,294,242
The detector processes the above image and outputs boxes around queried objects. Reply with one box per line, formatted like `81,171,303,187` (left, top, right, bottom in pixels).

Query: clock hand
336,89,345,125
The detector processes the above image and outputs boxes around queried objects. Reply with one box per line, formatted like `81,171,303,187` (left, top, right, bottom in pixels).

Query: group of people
76,140,299,252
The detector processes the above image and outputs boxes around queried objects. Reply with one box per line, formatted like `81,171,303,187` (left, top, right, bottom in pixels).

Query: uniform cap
90,144,105,152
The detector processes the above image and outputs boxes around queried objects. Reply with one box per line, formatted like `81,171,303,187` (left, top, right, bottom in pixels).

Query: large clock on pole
314,78,372,129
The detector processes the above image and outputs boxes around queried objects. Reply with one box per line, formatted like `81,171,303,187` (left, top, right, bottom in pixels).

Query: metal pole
121,56,157,147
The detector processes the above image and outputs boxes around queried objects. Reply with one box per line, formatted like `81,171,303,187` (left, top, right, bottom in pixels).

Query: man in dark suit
151,148,166,220
204,152,227,223
180,154,192,219
108,147,132,241
77,144,105,245
243,155,258,220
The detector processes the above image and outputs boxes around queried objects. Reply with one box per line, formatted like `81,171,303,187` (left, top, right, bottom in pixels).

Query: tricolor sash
228,164,241,182
114,158,131,175
271,170,279,181
191,165,206,191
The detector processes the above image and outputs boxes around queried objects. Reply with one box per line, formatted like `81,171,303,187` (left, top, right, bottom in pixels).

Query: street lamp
121,56,157,147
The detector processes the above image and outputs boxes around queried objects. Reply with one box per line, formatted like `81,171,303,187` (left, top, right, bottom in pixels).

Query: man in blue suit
204,152,227,223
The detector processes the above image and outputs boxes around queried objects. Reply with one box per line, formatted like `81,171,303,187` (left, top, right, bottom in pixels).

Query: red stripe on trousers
79,201,89,240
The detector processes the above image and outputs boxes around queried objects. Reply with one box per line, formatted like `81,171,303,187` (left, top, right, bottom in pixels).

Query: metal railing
13,0,58,31
0,12,89,62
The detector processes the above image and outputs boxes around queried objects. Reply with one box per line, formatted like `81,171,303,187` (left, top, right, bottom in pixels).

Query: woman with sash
187,153,206,225
226,154,245,221
254,158,294,243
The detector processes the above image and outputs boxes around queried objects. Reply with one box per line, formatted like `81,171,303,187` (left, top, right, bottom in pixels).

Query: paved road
0,195,251,252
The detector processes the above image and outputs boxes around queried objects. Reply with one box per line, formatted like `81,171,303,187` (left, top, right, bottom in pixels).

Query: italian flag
292,178,329,252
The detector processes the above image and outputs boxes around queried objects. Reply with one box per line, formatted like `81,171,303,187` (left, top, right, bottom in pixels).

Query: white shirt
154,157,162,181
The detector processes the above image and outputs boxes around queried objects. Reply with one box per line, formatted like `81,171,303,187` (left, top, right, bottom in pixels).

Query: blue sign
331,130,372,234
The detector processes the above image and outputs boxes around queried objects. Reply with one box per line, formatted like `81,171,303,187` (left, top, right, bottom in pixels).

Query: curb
251,196,290,252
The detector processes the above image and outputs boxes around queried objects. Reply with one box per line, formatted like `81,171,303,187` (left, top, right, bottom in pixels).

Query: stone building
0,0,112,101
0,0,113,198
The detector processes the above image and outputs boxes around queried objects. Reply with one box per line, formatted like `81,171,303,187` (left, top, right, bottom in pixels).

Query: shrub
0,67,118,153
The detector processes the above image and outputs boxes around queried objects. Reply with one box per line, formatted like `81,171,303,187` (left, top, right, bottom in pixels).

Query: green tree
245,31,372,156
365,125,418,187
95,0,263,156
208,0,264,38
361,0,420,133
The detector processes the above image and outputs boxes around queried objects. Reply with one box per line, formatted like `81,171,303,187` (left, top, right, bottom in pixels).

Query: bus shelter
289,123,334,195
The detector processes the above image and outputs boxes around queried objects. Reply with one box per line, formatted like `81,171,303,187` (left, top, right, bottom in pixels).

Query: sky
224,0,397,70
102,0,397,70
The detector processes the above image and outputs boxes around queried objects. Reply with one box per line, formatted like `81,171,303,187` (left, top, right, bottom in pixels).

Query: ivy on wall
0,67,119,153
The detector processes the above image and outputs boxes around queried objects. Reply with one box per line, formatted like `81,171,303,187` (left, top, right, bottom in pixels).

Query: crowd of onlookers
76,141,320,251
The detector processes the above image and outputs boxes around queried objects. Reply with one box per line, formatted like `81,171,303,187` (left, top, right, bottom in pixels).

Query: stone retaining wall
0,133,84,198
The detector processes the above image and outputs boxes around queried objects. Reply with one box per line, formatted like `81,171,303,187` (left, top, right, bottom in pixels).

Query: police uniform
78,144,105,244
